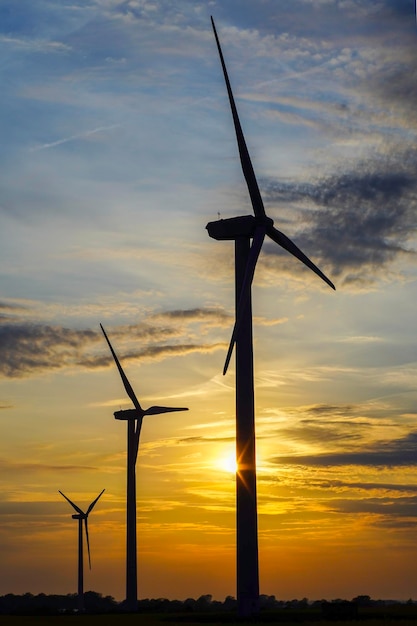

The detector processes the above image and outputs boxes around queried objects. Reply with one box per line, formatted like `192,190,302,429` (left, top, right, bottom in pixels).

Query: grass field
1,606,417,626
1,616,417,626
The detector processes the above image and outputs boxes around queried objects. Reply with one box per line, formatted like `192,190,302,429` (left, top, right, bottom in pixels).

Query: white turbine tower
100,323,188,612
207,17,335,618
59,489,105,612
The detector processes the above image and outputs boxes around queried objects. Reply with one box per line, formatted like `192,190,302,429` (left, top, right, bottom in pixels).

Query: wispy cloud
0,459,97,473
0,34,71,53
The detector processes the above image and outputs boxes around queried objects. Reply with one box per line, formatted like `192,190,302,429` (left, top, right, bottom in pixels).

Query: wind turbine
207,17,335,618
59,489,105,612
100,323,188,612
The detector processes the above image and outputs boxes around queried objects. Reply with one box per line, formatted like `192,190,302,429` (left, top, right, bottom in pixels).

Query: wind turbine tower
59,489,105,612
207,18,335,617
100,324,188,612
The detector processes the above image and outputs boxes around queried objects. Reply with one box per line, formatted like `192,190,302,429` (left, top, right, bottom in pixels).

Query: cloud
0,323,98,378
149,307,232,327
0,301,28,323
303,404,356,416
176,435,235,445
366,54,417,128
325,496,417,519
296,0,412,34
0,459,97,474
0,307,229,378
312,479,417,494
0,34,71,53
0,302,27,311
262,149,417,286
275,418,365,448
271,431,417,468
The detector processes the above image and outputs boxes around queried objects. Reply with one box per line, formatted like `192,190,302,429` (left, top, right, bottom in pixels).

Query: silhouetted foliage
321,600,358,621
0,591,117,615
0,591,415,617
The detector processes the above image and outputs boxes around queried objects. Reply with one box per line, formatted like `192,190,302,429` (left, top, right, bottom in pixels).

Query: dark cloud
278,420,363,447
376,517,417,530
326,496,417,518
271,431,417,468
363,23,417,126
177,435,235,445
274,404,368,448
150,308,232,327
305,478,417,494
0,302,26,310
258,470,417,494
0,307,228,378
374,63,417,117
262,151,417,285
304,404,355,416
0,323,98,378
0,302,27,323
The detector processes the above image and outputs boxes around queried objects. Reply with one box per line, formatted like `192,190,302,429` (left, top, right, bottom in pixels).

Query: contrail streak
29,124,121,152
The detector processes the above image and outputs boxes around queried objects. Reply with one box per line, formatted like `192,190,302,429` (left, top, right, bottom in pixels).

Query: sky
1,0,417,604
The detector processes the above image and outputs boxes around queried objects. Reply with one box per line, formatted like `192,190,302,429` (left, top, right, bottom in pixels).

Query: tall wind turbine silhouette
207,17,335,618
59,489,105,612
100,323,188,612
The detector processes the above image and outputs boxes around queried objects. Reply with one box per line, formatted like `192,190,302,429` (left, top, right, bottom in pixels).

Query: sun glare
217,448,238,474
215,444,268,475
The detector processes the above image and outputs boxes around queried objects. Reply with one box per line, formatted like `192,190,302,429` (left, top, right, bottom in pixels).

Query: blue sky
1,0,417,603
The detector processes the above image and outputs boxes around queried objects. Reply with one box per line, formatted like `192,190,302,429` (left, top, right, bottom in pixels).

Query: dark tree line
0,591,415,615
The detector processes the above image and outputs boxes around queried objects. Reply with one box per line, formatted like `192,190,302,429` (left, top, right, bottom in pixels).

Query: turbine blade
59,490,85,516
266,224,335,290
224,226,266,375
100,324,144,413
86,489,105,515
211,17,266,219
84,518,92,570
143,406,189,416
134,422,141,464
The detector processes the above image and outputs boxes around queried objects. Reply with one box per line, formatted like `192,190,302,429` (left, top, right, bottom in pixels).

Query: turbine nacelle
207,215,257,240
114,408,142,421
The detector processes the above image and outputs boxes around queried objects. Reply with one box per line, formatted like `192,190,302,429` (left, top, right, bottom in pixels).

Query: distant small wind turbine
206,17,335,618
100,323,188,612
59,489,105,612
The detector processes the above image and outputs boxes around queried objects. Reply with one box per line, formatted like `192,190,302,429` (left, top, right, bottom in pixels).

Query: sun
217,447,238,474
214,443,268,476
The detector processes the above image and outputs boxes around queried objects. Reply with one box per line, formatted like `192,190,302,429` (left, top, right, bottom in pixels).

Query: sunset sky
1,0,417,604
